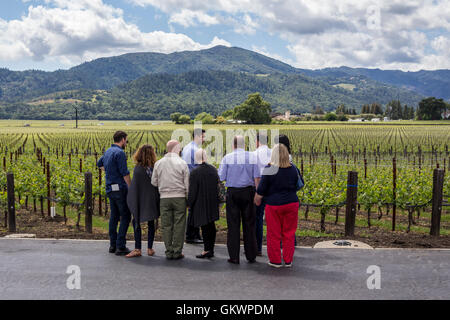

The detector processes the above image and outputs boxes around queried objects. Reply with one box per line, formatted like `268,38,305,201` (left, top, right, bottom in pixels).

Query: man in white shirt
253,132,272,256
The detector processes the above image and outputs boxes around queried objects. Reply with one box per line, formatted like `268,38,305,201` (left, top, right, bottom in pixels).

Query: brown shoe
125,249,142,258
147,248,155,256
173,253,185,260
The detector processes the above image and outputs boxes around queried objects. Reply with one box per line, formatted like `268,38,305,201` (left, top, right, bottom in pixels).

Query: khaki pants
160,197,187,258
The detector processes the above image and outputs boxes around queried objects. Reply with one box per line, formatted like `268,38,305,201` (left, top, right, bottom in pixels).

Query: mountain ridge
0,45,448,119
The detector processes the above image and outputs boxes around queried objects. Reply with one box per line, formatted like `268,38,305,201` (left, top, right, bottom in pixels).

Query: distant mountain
298,67,450,100
0,45,448,119
0,46,298,102
0,70,424,120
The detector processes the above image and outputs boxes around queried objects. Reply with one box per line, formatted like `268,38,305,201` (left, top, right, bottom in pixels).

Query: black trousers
226,186,257,262
186,208,202,240
201,222,216,253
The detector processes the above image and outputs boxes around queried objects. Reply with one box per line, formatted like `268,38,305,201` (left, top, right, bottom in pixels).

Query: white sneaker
268,262,283,268
284,262,292,268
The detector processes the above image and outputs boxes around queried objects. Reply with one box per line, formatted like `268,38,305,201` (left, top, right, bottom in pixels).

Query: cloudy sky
0,0,449,71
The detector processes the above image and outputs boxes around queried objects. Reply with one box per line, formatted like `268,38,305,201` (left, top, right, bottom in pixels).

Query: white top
253,145,272,175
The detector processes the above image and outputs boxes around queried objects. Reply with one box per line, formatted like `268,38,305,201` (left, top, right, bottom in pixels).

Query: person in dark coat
126,144,160,258
187,149,220,259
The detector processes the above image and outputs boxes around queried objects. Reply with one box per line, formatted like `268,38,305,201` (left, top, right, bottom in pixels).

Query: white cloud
233,14,258,35
169,9,219,27
0,0,230,67
130,0,450,70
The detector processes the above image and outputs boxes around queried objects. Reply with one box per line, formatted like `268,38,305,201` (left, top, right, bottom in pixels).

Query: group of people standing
98,130,304,268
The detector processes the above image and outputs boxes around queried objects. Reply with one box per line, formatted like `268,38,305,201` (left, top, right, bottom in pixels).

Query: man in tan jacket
151,140,189,259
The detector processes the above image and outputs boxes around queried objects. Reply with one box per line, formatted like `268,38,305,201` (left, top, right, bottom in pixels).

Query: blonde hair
270,144,291,168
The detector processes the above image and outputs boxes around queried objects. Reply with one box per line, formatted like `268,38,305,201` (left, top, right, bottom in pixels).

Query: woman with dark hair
274,134,292,162
126,144,160,258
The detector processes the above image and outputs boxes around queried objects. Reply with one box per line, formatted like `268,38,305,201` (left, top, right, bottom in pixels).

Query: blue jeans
256,201,266,253
108,190,131,249
133,219,156,250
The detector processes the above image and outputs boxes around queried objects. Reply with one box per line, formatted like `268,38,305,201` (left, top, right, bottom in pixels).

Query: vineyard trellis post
46,161,51,217
98,169,102,216
345,171,358,237
392,157,397,231
85,172,93,233
430,168,444,236
7,173,16,233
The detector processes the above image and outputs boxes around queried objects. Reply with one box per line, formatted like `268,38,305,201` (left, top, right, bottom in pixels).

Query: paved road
0,238,449,299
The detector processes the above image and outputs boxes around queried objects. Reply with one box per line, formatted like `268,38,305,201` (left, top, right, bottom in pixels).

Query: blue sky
0,0,449,71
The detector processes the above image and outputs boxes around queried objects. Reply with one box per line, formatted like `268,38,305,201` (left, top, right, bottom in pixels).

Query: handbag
294,165,305,191
218,181,227,203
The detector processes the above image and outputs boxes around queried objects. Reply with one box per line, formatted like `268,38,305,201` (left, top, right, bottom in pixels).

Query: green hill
0,45,447,119
0,70,424,120
0,46,298,103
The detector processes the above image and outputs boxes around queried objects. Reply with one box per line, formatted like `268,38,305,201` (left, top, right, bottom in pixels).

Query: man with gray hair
151,140,190,260
218,135,261,264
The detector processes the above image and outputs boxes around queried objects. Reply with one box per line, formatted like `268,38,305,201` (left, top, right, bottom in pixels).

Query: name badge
111,184,120,192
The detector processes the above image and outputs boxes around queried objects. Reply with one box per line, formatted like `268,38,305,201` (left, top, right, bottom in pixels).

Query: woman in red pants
254,143,301,268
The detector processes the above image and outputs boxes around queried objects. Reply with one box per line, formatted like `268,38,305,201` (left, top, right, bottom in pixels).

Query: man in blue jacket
97,131,132,256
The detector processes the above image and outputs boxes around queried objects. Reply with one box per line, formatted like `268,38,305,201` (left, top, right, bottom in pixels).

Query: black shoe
186,238,203,244
196,251,214,259
115,247,131,256
227,258,239,264
247,259,256,264
109,246,116,253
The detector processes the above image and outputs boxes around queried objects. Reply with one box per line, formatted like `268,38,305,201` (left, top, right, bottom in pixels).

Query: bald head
233,135,245,150
167,140,181,153
194,148,207,164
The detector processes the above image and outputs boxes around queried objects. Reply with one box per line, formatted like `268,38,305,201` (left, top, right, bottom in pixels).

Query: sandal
125,249,142,258
147,248,155,256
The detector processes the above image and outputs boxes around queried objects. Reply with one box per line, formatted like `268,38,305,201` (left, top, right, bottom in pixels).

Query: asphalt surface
0,238,449,300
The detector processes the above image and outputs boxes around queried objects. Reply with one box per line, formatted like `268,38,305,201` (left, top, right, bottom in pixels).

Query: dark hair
193,129,206,139
113,131,127,143
256,132,268,145
275,134,291,154
133,144,157,168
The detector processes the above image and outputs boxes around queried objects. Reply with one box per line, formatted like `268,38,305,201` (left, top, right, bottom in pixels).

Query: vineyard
0,121,449,247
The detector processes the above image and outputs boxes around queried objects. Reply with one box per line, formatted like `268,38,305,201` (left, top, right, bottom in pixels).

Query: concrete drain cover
313,240,373,249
